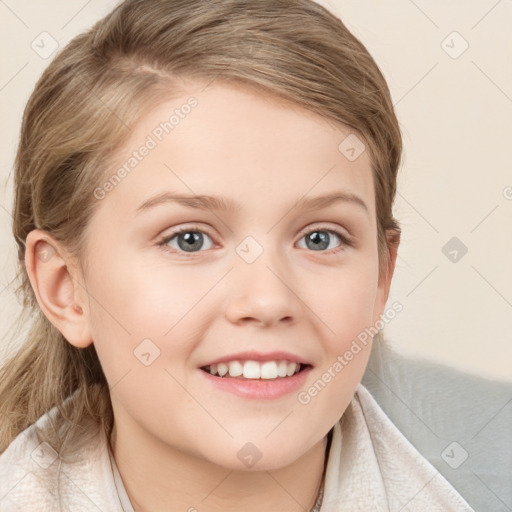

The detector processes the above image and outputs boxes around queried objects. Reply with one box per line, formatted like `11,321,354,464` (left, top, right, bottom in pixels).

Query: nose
224,249,302,328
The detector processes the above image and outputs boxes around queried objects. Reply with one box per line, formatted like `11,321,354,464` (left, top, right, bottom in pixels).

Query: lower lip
199,366,312,400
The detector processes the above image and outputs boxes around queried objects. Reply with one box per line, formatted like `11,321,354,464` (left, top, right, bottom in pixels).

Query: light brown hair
0,0,402,460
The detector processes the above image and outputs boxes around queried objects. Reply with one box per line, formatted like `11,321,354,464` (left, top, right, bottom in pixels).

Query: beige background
1,0,511,381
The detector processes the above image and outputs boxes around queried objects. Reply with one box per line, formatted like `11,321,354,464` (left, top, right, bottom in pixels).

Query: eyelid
157,223,216,249
298,223,352,241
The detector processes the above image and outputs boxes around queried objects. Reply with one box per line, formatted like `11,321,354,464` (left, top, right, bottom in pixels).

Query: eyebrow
135,191,369,217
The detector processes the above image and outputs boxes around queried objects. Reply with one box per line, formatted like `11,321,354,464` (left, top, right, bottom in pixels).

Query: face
78,79,393,470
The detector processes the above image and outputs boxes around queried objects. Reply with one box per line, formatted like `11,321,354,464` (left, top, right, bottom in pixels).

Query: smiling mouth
200,360,311,380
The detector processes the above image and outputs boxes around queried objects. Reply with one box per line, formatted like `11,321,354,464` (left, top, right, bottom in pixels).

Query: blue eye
157,224,352,256
297,228,351,253
158,226,215,254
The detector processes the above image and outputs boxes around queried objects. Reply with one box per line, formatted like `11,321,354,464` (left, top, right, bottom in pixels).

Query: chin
200,434,319,473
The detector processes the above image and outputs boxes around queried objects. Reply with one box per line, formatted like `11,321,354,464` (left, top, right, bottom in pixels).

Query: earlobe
24,229,93,349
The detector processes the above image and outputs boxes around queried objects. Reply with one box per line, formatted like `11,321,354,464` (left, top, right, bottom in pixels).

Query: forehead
94,80,376,225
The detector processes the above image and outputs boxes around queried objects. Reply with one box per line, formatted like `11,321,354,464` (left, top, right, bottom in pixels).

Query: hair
0,0,402,461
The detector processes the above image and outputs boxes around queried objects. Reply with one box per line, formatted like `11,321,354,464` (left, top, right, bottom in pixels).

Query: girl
0,0,475,510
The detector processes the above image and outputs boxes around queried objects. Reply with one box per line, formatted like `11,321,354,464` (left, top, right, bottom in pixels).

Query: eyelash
156,224,353,257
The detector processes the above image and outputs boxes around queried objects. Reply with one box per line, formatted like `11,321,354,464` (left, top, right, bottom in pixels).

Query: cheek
310,262,379,343
86,257,214,379
300,268,378,427
88,254,210,335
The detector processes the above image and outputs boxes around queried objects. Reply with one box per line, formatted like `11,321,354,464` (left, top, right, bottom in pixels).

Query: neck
110,423,329,512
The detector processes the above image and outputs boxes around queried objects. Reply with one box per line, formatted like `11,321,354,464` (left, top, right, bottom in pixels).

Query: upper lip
200,351,311,368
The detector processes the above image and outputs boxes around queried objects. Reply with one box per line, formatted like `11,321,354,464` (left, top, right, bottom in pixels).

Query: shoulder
320,384,475,511
0,419,47,510
354,384,475,511
0,402,121,511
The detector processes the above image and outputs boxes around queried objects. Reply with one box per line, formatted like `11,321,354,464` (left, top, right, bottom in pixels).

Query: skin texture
25,79,398,512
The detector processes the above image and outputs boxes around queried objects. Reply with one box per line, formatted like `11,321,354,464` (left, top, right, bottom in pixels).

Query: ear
24,229,93,348
372,229,400,322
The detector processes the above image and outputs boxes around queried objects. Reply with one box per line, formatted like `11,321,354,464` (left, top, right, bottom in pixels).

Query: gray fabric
362,340,512,512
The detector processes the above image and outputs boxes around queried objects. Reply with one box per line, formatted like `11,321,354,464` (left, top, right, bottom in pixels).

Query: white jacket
0,384,475,511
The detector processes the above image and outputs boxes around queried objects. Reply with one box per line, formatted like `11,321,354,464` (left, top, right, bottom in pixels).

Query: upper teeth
206,360,301,379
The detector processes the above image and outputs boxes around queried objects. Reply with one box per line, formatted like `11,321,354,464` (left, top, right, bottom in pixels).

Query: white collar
107,384,474,511
0,384,473,511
